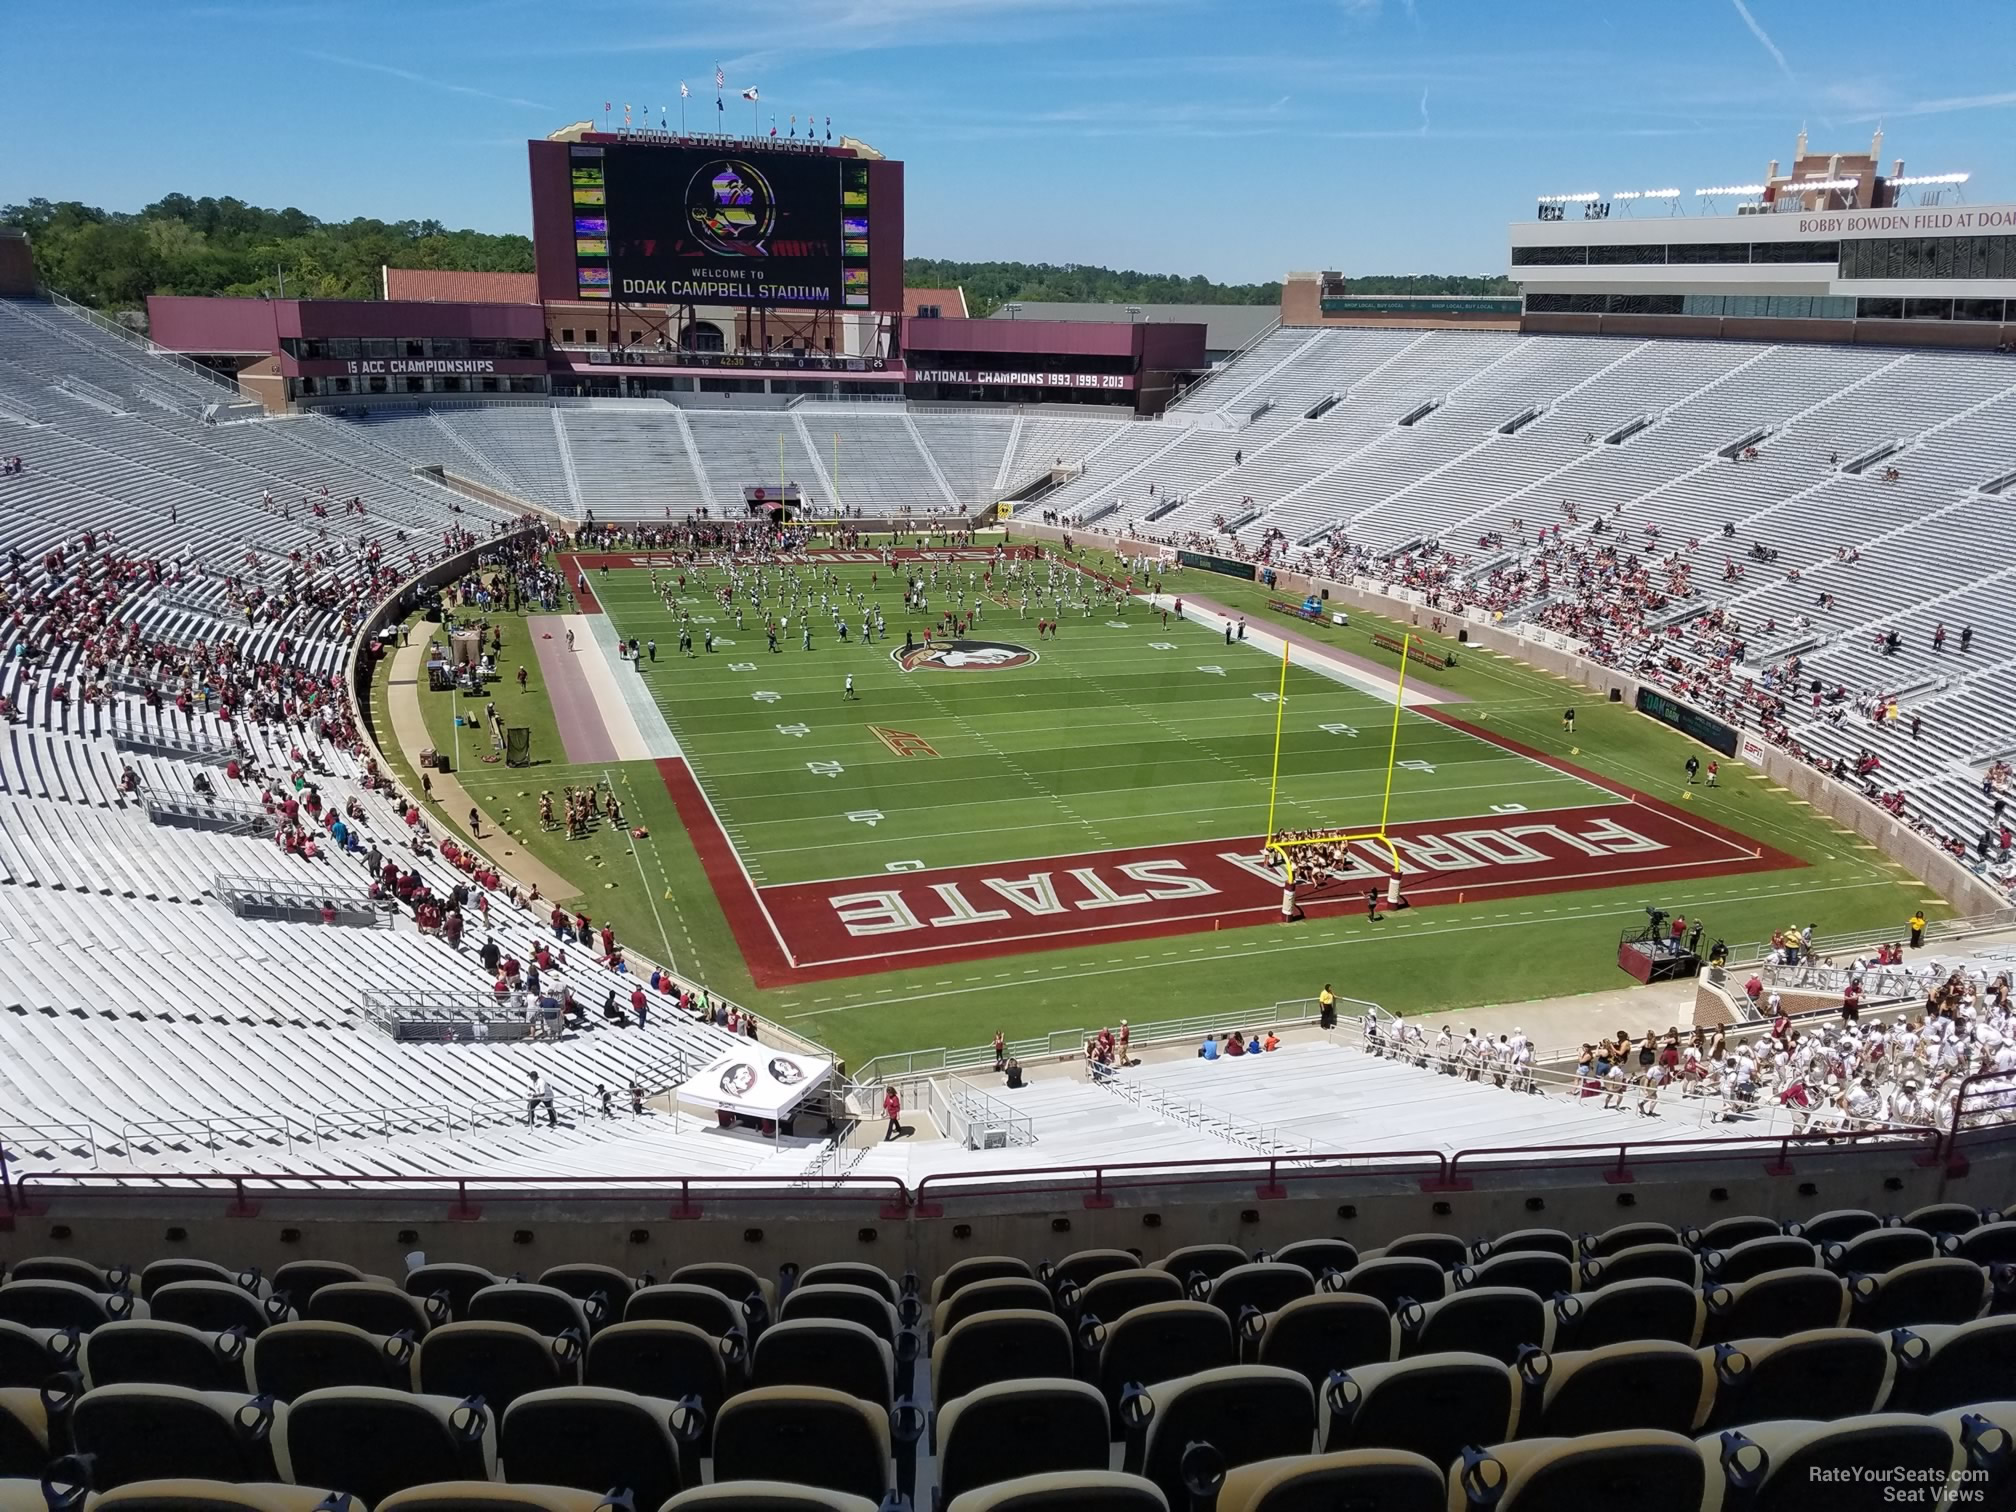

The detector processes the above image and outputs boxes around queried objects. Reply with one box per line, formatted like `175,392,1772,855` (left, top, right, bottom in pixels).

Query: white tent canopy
677,1044,834,1121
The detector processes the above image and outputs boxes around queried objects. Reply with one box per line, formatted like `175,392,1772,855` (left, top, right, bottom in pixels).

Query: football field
560,548,1799,987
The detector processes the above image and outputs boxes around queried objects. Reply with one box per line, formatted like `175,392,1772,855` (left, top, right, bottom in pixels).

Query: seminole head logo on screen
893,639,1040,672
686,159,779,256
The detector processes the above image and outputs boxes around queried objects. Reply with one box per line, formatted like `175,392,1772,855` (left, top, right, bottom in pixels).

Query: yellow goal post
1260,630,1412,886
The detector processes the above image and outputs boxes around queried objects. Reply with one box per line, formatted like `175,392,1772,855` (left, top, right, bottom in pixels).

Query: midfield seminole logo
892,638,1040,672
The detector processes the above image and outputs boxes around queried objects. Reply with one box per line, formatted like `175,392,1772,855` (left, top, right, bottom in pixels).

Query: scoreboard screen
566,142,873,309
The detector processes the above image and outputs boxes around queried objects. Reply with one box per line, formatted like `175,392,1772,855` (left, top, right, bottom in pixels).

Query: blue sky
4,0,2012,282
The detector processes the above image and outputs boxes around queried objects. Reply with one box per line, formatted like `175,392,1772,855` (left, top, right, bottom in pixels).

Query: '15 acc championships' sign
912,370,1132,390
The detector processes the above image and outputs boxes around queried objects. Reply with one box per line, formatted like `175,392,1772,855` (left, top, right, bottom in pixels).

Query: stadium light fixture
1890,172,1969,186
1613,189,1681,200
1695,184,1767,196
1791,177,1860,191
1535,192,1601,203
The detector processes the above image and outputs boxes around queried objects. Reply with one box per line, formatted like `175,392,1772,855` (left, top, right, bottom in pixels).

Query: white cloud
1846,89,2016,121
297,50,551,111
1728,0,1796,86
1418,86,1430,134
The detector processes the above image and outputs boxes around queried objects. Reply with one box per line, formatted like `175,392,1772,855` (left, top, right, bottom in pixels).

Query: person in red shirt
600,924,616,960
883,1086,902,1141
631,984,648,1029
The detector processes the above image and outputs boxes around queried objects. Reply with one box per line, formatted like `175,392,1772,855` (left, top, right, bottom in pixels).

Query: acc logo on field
891,638,1040,672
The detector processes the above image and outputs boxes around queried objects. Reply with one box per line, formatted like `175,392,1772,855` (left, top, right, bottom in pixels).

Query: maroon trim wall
147,296,547,355
903,316,1206,369
147,296,281,353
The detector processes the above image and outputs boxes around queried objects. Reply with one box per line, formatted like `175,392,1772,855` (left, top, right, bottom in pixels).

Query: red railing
0,1122,1973,1224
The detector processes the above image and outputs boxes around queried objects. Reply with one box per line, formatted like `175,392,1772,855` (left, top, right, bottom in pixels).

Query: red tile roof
905,287,968,318
381,268,539,304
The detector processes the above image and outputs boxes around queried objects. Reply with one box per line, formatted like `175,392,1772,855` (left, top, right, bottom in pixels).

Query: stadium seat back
307,1283,438,1339
1848,1258,1991,1332
0,1280,141,1332
4,1260,114,1293
1585,1222,1681,1259
463,1284,591,1339
402,1266,498,1323
1699,1328,1894,1430
1077,1271,1182,1325
499,1384,694,1509
1534,1340,1714,1437
751,1319,892,1411
781,1284,900,1345
1215,1447,1445,1512
0,1387,51,1479
625,1284,746,1337
1554,1277,1706,1351
80,1320,251,1393
936,1378,1108,1505
1367,1234,1467,1271
1047,1250,1141,1293
1319,1351,1515,1467
1480,1228,1576,1263
417,1320,578,1412
88,1480,344,1512
71,1385,286,1489
1253,1294,1397,1385
932,1309,1072,1408
0,1321,76,1391
942,1470,1165,1512
270,1262,372,1306
1825,1228,1936,1277
1091,1302,1234,1422
795,1264,899,1306
250,1320,417,1400
149,1282,292,1339
138,1262,266,1306
1150,1245,1249,1288
1341,1258,1445,1311
1702,1267,1849,1345
1700,1414,1959,1512
931,1258,1034,1311
711,1385,891,1504
931,1279,1050,1337
1703,1236,1817,1286
1401,1286,1548,1364
376,1483,609,1512
1786,1209,1884,1246
284,1387,495,1509
583,1321,732,1421
1207,1264,1313,1323
1582,1243,1701,1289
1957,1222,2016,1267
1453,1431,1705,1512
1268,1240,1361,1281
1887,1317,2016,1414
1135,1365,1316,1508
670,1263,776,1316
1460,1252,1574,1299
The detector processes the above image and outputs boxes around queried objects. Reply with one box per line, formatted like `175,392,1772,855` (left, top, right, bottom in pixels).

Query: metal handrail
121,1114,307,1157
0,1122,99,1168
1442,1125,1944,1188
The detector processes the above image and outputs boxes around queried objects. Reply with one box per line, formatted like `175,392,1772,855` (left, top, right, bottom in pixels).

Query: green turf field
587,558,1615,887
386,538,1949,1064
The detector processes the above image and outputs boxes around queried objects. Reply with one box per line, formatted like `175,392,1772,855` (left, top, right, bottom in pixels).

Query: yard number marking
776,723,811,739
807,760,845,778
846,810,885,827
1489,802,1529,814
1320,722,1359,738
753,690,782,703
1398,759,1438,774
729,662,757,672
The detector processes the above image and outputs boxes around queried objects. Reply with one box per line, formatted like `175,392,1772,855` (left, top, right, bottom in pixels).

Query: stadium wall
1523,309,2016,349
5,1140,1985,1278
1014,523,2010,918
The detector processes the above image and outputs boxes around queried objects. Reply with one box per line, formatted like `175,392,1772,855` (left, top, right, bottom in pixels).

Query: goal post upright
1262,634,1291,851
1264,630,1411,888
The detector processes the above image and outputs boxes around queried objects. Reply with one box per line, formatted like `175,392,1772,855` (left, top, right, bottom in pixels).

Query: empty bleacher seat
284,1389,495,1510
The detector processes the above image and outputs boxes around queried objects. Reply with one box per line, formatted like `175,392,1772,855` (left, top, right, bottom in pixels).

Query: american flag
715,64,725,90
679,81,690,99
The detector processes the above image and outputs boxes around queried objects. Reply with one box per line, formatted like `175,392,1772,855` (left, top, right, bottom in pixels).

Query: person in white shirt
526,1070,555,1127
1435,1026,1454,1075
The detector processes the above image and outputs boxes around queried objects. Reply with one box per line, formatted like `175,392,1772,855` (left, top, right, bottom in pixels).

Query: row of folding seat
10,1202,2012,1326
3,1374,2013,1511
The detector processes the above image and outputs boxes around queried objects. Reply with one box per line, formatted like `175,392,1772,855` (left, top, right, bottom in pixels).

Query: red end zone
656,719,1804,988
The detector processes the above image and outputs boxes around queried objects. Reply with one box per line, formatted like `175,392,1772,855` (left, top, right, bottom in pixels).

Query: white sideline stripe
562,614,654,762
1142,593,1443,708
